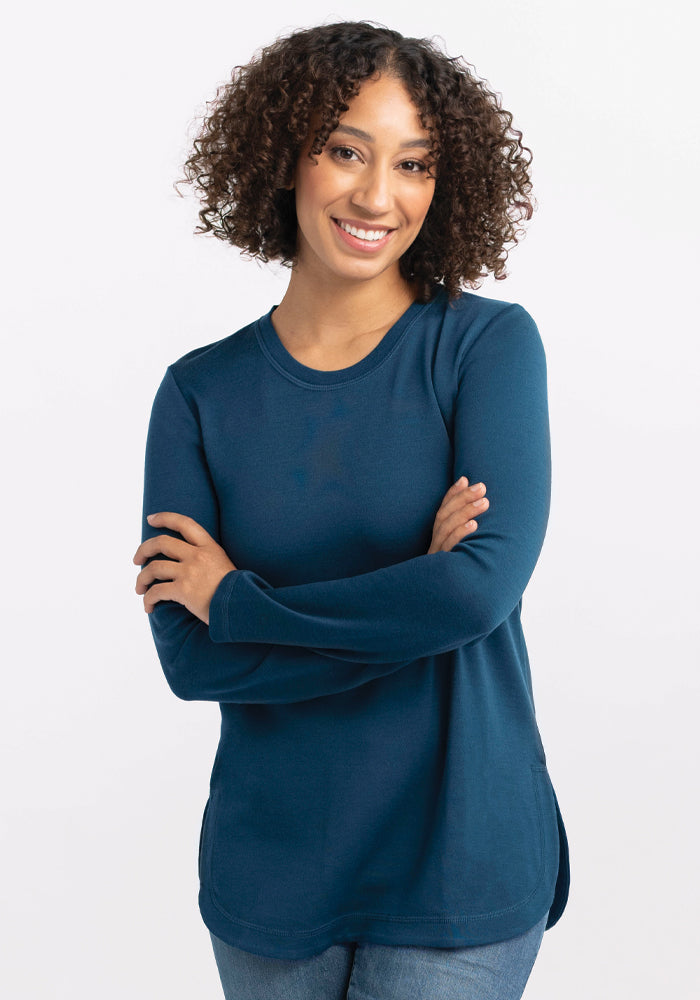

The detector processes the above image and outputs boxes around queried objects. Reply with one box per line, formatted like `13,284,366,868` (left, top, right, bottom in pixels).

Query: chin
331,250,401,279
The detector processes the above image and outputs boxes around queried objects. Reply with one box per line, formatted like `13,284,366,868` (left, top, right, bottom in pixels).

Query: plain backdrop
2,1,698,997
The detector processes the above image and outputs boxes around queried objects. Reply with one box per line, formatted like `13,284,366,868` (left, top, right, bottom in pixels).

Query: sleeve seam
166,365,200,425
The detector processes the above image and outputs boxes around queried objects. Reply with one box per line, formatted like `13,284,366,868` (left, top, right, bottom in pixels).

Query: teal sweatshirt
140,286,570,959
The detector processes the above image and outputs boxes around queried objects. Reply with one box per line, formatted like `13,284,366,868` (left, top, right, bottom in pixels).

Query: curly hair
175,21,535,303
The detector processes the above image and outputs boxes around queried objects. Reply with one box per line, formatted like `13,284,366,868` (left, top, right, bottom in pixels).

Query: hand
133,512,238,625
427,477,489,555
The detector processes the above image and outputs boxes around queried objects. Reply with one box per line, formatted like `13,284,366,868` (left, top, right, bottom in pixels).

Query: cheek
409,185,436,227
295,162,344,212
293,176,317,218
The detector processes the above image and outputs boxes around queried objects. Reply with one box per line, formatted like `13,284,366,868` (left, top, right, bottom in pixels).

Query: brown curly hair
175,21,535,303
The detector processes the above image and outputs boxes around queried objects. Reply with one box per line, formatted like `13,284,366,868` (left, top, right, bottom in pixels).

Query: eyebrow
333,124,431,150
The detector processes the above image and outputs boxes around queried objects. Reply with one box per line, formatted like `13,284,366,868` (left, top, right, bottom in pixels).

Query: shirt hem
198,880,557,960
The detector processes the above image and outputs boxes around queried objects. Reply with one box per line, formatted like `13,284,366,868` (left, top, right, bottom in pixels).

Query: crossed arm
132,304,550,704
133,478,488,623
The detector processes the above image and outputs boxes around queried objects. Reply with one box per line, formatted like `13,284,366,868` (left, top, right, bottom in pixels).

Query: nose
350,164,393,216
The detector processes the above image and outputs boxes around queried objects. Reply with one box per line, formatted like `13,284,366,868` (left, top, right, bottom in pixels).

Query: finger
435,508,477,549
448,498,488,534
467,495,489,516
434,478,469,516
135,559,179,595
133,533,190,565
145,512,213,546
451,481,486,511
431,517,477,555
437,481,486,521
142,580,179,614
449,519,478,549
438,504,483,545
449,476,470,495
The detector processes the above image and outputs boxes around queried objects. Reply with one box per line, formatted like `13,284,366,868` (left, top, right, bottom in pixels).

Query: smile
332,217,395,252
336,219,392,241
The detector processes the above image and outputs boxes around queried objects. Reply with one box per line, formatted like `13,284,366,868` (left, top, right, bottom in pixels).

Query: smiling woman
272,73,438,358
175,21,534,305
136,20,569,1000
293,78,436,261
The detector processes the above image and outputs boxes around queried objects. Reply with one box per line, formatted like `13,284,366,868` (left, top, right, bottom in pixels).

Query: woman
133,20,570,1000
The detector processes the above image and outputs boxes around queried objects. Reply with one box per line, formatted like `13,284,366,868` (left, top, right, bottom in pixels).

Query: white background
2,1,698,997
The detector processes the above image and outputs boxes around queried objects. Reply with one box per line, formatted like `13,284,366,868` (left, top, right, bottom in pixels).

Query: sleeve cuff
208,570,240,643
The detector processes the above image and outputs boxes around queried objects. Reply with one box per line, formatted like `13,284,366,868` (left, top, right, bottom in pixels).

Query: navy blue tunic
140,287,570,959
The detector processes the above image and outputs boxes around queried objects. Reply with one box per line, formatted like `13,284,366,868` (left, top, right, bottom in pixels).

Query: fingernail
147,513,156,521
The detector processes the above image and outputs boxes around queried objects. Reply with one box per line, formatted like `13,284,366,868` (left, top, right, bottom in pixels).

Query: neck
272,264,417,347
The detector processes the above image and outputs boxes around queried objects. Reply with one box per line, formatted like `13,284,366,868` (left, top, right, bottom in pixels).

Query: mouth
331,217,396,252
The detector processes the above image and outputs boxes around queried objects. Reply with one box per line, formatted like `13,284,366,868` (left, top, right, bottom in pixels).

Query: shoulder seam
455,302,523,372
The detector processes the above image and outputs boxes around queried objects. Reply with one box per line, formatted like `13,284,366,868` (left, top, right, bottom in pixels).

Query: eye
329,145,361,163
399,159,428,174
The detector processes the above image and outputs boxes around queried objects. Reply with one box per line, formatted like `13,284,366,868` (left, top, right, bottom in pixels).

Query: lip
331,217,396,253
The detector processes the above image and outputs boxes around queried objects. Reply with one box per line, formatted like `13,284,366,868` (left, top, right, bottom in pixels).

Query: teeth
337,220,390,242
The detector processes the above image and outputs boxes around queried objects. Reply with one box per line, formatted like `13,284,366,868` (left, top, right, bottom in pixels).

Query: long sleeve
140,367,416,704
179,297,570,954
209,303,551,661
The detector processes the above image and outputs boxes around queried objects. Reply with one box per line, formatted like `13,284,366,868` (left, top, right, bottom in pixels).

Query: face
290,74,436,289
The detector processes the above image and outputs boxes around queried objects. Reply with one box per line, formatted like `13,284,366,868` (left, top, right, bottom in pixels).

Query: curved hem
198,882,556,960
196,763,569,959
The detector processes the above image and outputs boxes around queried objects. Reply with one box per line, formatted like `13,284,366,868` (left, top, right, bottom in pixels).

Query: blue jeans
209,911,549,999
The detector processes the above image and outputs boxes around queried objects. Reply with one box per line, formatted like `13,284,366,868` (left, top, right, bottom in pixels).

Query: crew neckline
255,295,436,387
